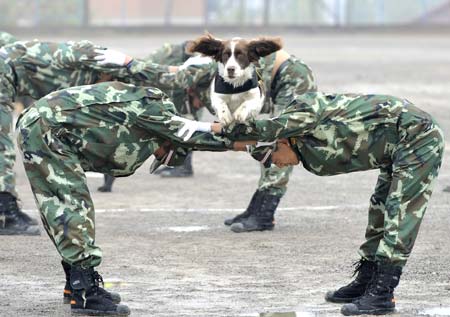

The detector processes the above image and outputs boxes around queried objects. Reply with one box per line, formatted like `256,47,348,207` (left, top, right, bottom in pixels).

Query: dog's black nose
227,67,235,76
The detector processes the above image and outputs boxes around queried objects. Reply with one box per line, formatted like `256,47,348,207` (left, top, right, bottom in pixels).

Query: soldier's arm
221,100,318,142
90,46,215,90
126,59,215,91
272,60,317,111
53,41,168,82
137,97,233,152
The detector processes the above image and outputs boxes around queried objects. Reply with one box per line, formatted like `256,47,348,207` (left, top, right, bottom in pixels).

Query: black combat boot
158,152,193,177
0,192,40,235
70,265,130,316
62,260,121,304
325,259,376,303
98,174,116,192
224,190,263,226
341,262,402,316
230,190,280,233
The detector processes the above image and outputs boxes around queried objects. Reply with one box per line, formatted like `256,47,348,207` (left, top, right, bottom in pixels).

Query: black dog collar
214,71,258,94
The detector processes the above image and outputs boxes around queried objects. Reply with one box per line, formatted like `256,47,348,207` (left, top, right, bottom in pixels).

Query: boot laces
348,259,372,286
93,271,105,290
364,272,391,297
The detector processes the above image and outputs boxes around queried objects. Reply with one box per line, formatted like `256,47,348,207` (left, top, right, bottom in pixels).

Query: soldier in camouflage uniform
0,39,211,308
132,39,317,233
17,81,242,316
98,41,211,191
0,38,208,234
184,91,443,315
225,49,317,233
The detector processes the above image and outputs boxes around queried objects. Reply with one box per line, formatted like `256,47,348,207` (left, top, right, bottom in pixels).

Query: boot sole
224,218,247,226
230,225,274,233
71,308,130,316
0,228,41,235
324,296,357,304
324,291,360,304
160,173,193,178
65,295,121,305
341,306,395,316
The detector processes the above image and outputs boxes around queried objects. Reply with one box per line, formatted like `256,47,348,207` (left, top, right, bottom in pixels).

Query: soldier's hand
94,48,132,66
170,116,212,141
178,56,213,71
272,139,299,168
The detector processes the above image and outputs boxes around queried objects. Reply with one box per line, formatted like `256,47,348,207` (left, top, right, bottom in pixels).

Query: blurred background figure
142,41,213,178
97,40,213,192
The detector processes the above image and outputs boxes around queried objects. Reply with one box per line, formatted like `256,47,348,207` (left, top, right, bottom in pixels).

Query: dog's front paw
234,106,254,123
217,107,234,126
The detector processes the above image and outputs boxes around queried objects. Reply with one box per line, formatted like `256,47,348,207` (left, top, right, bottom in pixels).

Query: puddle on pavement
420,307,450,316
259,312,316,317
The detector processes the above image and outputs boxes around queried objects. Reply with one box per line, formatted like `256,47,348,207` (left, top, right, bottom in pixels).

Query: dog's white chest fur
211,79,264,125
211,62,264,125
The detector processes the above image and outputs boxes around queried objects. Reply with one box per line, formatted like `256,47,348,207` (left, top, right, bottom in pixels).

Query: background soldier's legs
0,103,16,196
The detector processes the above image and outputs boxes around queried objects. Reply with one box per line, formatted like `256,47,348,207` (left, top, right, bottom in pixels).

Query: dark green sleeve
225,99,318,142
136,98,232,152
126,60,216,91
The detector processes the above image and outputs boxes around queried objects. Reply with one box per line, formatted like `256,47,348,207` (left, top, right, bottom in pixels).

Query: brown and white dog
188,34,282,125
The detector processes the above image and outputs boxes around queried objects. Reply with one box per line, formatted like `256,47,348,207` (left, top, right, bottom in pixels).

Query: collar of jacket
214,71,258,95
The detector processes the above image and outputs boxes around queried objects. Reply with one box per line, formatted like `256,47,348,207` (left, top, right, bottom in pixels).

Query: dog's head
188,34,282,84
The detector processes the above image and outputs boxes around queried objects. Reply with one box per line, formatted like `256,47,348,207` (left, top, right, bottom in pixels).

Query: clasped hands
171,116,299,168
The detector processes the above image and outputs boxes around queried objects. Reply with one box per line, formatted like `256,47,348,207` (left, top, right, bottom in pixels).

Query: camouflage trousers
17,115,102,267
358,105,444,267
0,59,18,197
257,111,293,194
17,104,229,267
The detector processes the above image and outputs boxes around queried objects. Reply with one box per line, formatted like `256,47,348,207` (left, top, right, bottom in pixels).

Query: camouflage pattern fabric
17,81,232,267
128,52,214,116
0,56,19,195
0,40,115,198
140,51,317,197
225,92,444,266
143,41,201,120
0,32,18,195
0,39,200,199
255,53,316,197
0,31,17,48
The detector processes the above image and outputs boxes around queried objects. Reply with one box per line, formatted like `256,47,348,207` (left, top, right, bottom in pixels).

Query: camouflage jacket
140,41,208,116
225,92,426,176
144,42,191,65
0,40,193,101
257,53,316,113
18,81,231,175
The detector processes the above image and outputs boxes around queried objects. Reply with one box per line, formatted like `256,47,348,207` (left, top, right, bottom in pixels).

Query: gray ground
1,29,450,317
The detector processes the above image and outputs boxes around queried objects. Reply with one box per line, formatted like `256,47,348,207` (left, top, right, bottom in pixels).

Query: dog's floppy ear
248,37,283,62
187,33,223,61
